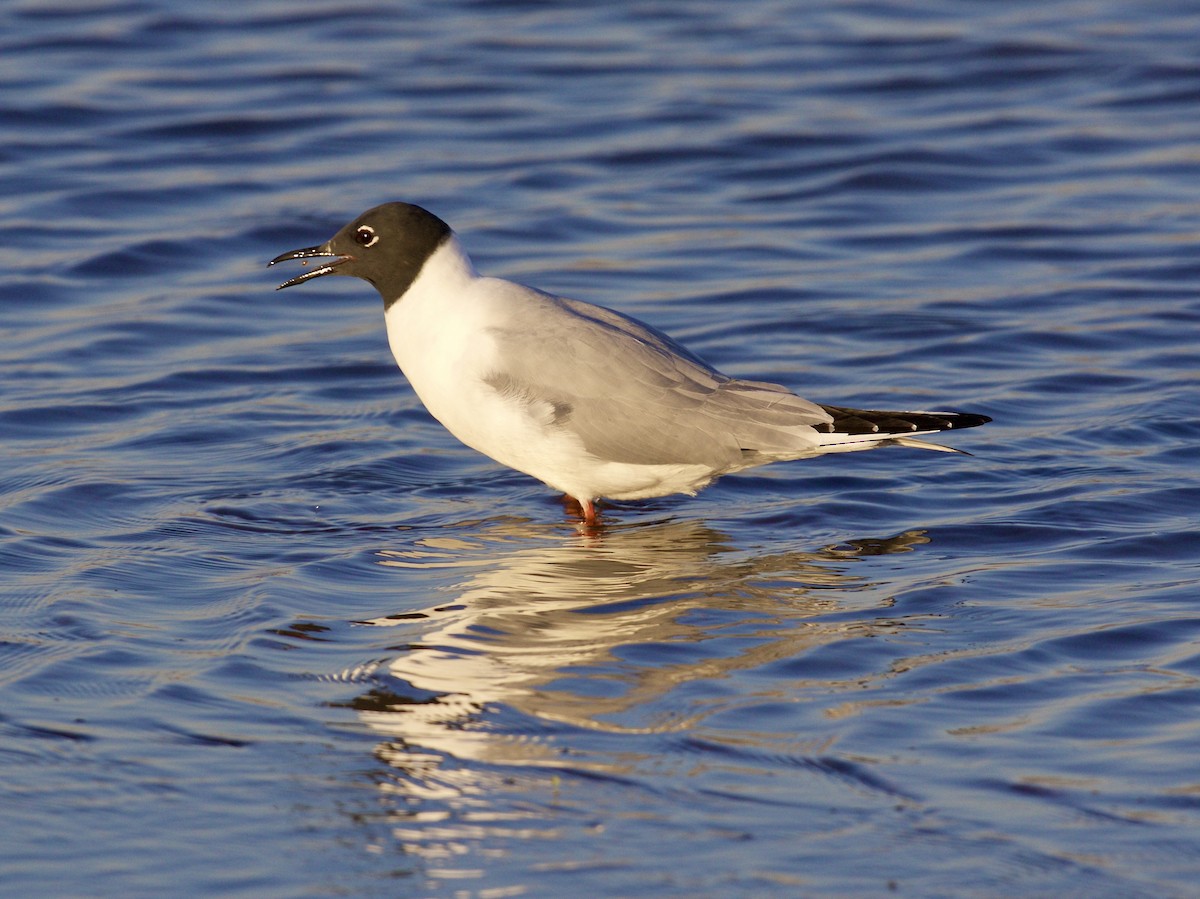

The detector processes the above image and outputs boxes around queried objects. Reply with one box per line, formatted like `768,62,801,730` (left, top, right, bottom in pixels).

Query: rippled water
4,1,1200,895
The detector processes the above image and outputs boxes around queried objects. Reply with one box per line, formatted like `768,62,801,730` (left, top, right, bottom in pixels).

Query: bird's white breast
382,238,586,486
382,237,726,502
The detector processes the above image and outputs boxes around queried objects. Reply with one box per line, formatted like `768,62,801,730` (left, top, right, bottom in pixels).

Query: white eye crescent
354,225,378,248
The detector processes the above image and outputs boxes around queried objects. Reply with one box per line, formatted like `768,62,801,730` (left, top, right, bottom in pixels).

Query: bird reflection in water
343,518,930,770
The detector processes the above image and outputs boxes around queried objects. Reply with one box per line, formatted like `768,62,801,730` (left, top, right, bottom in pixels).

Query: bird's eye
354,225,378,248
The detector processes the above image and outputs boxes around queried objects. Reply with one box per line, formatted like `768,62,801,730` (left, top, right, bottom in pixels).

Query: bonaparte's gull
270,203,989,523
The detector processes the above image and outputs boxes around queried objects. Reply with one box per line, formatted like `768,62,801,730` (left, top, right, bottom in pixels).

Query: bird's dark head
269,202,451,304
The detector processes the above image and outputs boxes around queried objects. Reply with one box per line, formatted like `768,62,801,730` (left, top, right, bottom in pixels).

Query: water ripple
2,0,1200,895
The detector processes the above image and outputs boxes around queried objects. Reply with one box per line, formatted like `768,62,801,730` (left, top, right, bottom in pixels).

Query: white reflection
351,517,929,767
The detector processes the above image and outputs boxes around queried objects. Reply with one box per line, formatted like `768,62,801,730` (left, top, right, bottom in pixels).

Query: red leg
579,497,596,524
562,494,600,525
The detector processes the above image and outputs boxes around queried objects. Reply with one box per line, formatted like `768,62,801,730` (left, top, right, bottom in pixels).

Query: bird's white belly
409,366,715,501
383,263,720,502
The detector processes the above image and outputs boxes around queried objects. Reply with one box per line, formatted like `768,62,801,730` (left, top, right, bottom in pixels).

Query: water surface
3,1,1200,896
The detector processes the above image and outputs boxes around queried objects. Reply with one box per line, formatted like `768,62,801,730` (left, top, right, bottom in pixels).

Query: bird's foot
562,494,602,528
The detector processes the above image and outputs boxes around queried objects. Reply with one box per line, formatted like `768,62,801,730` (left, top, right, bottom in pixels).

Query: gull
270,202,989,524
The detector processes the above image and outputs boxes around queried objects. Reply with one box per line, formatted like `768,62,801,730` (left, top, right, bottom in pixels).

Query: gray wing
482,287,832,468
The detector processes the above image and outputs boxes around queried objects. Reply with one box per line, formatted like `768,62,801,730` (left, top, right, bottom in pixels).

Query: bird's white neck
382,234,481,380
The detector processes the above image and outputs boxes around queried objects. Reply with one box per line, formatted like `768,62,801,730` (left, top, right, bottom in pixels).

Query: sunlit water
3,1,1200,896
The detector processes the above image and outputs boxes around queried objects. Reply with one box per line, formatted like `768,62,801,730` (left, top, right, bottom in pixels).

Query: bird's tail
812,405,991,454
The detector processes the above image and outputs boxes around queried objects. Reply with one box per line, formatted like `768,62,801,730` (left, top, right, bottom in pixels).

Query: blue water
3,1,1200,895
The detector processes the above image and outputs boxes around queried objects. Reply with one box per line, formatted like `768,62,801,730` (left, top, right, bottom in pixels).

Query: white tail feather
812,430,969,455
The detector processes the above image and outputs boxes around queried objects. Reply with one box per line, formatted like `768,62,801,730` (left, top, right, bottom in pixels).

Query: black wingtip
940,411,992,429
819,405,992,435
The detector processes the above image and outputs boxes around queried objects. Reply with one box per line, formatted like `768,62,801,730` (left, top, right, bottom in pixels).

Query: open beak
268,245,352,290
